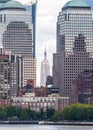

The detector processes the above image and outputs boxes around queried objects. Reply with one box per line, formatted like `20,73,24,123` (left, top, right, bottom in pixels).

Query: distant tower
40,46,50,87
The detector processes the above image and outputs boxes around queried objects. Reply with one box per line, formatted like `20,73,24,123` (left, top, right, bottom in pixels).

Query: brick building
71,70,93,104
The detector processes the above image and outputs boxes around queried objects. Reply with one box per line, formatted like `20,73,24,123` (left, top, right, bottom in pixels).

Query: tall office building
0,0,33,57
26,0,37,58
0,0,36,89
40,47,50,87
22,56,36,87
53,0,93,96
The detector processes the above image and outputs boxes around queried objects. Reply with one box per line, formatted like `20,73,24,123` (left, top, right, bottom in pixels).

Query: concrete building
12,94,70,111
71,70,93,104
40,47,50,87
0,49,18,98
22,57,36,87
46,76,53,86
53,0,93,96
26,0,37,58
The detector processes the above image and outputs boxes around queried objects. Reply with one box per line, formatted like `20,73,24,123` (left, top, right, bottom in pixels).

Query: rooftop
0,0,12,3
84,0,93,10
63,0,90,10
1,0,26,10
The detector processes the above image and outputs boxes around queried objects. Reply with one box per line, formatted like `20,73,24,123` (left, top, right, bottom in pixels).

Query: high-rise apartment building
40,48,50,87
53,0,93,96
22,57,36,87
0,48,18,98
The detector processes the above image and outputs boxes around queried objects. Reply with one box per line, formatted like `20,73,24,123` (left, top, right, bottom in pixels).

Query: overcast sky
17,0,68,86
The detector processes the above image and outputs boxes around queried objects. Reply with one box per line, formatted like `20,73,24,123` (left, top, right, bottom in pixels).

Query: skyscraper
0,0,33,57
0,0,36,88
0,48,18,98
26,0,37,58
40,47,50,87
53,0,93,96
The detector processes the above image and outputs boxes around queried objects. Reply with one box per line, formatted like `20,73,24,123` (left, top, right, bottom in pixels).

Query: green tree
52,110,62,121
20,108,29,120
46,108,55,120
39,108,45,120
0,109,7,120
5,105,16,118
15,106,22,119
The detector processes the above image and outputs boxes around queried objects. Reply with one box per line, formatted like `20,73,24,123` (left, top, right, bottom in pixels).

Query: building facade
71,70,93,104
22,57,36,87
0,0,36,89
0,49,18,98
0,0,33,57
12,95,70,111
40,48,50,87
26,0,37,58
53,0,93,96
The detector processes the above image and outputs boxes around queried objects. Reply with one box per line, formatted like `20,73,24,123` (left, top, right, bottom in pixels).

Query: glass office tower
0,0,33,57
26,1,37,58
0,0,36,88
53,0,93,96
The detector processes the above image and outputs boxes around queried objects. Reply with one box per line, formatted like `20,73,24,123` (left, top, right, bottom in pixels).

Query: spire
44,44,47,60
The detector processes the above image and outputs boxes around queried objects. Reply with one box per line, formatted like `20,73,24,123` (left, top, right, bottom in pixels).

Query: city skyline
0,0,36,89
17,0,68,86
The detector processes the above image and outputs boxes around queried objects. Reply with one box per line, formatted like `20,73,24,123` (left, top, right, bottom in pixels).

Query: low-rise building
12,94,70,111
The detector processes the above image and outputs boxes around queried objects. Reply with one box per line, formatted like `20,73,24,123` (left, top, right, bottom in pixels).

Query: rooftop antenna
44,44,47,60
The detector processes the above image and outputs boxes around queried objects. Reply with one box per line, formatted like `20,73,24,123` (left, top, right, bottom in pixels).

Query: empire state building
40,47,50,87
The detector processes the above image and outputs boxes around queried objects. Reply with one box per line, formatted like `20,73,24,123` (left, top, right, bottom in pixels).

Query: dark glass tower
26,1,37,58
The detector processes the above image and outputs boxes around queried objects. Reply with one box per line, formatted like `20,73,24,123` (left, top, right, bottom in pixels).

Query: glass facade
3,21,33,57
26,1,37,58
53,1,93,96
0,1,36,89
57,8,93,53
0,7,33,57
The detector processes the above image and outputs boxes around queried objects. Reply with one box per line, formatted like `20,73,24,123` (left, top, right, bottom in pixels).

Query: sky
17,0,68,86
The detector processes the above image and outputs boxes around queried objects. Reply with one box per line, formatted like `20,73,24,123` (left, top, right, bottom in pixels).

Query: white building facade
40,48,50,87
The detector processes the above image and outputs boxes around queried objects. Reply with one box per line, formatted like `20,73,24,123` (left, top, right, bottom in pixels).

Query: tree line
0,105,55,121
0,103,93,121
